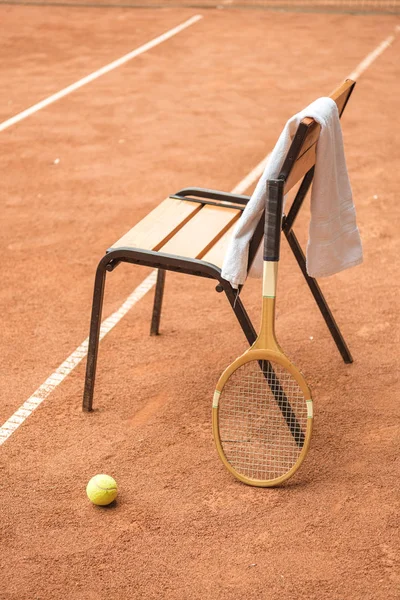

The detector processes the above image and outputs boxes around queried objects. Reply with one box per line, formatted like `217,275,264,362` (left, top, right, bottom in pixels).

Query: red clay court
0,2,399,598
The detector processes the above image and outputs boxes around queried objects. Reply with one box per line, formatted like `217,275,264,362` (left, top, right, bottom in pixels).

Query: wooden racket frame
212,343,313,487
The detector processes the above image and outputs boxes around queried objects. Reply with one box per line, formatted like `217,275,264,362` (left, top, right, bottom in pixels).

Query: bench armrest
174,187,251,206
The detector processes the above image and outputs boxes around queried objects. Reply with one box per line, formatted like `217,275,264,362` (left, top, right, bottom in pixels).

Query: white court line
0,26,397,446
0,272,158,444
0,14,203,133
347,28,398,80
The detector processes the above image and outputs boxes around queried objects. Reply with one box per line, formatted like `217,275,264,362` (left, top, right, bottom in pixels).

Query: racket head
212,349,313,487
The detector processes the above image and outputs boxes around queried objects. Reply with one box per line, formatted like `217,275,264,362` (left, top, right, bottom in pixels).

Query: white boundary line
0,15,203,133
0,27,397,446
0,272,158,445
347,30,397,80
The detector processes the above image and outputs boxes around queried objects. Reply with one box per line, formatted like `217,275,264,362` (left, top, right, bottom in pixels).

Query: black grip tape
264,179,284,261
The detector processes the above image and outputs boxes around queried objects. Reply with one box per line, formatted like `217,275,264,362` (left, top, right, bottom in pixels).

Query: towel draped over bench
221,97,363,289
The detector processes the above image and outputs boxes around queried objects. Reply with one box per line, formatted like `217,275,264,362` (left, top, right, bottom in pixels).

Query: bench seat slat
111,197,202,251
160,205,241,259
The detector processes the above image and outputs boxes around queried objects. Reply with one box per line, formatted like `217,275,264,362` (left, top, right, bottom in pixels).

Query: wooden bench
83,79,356,411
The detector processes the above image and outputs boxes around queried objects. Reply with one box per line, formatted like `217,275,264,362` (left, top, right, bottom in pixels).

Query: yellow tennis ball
86,474,118,506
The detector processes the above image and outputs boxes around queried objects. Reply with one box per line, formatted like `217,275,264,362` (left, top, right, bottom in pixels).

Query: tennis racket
212,178,313,487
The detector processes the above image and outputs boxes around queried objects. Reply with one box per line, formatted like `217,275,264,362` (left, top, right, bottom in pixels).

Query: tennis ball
86,474,118,506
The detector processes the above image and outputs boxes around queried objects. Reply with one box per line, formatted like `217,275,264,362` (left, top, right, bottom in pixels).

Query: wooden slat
160,205,241,259
111,197,202,251
202,221,237,268
296,120,320,158
294,79,354,163
284,79,354,192
284,142,316,194
330,78,355,115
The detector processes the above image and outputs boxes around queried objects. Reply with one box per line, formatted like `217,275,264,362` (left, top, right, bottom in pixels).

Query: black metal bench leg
150,269,166,336
285,229,353,364
82,257,109,412
221,285,257,346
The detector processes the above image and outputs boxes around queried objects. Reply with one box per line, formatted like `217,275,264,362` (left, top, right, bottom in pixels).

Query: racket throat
253,262,279,352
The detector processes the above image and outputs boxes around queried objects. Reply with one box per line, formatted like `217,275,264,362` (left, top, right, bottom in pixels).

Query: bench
83,79,356,412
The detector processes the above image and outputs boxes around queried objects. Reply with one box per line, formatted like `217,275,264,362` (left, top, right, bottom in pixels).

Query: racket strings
218,360,308,481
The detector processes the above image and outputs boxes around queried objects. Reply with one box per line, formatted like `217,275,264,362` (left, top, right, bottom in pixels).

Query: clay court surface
0,3,399,599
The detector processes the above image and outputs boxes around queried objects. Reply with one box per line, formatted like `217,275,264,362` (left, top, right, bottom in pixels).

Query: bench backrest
247,79,356,272
281,79,355,193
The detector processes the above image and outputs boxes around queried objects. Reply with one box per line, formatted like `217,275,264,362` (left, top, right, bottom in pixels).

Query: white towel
221,97,363,288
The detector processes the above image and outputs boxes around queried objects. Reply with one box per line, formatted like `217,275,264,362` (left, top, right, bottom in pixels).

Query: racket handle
264,179,285,261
